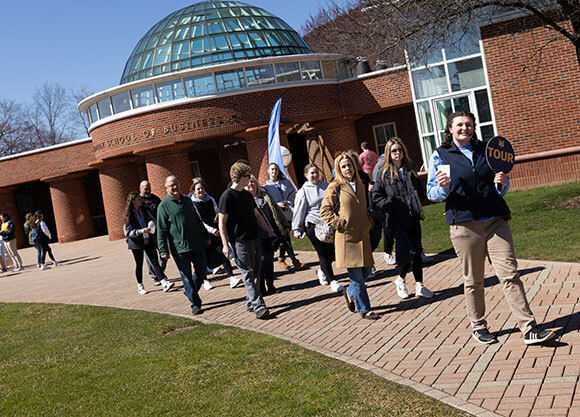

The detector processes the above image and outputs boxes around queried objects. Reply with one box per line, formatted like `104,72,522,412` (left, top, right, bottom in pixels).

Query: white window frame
372,122,398,155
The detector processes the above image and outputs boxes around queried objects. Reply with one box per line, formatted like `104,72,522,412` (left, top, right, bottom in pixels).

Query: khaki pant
5,239,23,269
450,217,535,334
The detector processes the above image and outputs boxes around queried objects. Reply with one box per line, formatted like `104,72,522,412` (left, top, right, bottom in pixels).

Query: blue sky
0,1,325,105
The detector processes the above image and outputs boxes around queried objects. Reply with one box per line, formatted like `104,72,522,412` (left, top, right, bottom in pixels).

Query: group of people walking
0,211,58,273
122,110,555,345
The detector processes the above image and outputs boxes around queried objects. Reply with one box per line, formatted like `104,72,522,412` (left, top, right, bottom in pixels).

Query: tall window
373,123,398,155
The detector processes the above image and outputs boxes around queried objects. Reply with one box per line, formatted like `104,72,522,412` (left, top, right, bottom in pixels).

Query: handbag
314,186,341,244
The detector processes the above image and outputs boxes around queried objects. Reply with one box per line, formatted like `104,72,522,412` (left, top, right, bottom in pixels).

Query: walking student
427,110,554,345
124,192,174,295
320,153,379,320
1,213,23,271
33,211,58,270
372,138,433,299
292,163,343,293
157,175,210,315
219,162,271,319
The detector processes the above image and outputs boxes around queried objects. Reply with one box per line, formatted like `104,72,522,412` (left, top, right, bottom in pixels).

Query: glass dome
120,1,313,84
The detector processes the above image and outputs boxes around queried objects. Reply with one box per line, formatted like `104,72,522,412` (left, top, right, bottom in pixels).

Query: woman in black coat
123,192,174,295
371,138,433,300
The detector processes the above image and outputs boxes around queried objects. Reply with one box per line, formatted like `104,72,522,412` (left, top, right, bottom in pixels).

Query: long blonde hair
381,138,414,184
333,152,361,186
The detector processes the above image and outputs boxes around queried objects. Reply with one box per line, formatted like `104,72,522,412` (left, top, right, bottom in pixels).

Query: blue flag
267,98,287,177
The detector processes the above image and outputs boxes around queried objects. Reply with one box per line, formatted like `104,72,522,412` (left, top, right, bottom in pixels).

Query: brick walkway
0,236,578,417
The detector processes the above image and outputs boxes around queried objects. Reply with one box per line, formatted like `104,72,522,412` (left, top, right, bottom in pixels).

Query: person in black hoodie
372,138,433,300
123,192,174,295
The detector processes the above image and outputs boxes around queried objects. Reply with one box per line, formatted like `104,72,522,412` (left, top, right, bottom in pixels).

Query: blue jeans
346,267,373,314
173,249,207,311
34,243,42,265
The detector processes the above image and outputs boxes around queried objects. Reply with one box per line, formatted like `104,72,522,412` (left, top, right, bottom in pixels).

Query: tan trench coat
320,179,374,269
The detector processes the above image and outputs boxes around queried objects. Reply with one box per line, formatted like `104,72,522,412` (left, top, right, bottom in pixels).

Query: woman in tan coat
320,153,379,320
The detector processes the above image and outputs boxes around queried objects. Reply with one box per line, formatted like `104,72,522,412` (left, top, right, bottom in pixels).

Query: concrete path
0,236,578,417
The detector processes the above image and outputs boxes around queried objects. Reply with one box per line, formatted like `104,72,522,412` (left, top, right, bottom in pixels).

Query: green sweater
157,194,209,256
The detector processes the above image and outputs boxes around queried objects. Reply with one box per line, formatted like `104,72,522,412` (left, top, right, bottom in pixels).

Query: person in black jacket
123,192,174,295
372,138,433,300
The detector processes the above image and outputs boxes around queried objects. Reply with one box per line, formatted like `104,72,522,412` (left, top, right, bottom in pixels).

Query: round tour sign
486,136,515,173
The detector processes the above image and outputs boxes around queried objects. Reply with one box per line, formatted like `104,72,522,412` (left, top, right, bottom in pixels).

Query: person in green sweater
157,175,210,315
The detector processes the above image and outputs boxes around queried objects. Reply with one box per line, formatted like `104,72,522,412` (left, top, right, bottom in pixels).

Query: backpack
32,222,44,244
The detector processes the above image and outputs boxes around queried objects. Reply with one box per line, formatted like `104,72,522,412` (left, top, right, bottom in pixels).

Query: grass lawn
292,182,580,262
0,303,467,417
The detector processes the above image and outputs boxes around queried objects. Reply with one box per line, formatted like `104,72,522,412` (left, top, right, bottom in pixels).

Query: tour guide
426,110,555,346
157,175,210,315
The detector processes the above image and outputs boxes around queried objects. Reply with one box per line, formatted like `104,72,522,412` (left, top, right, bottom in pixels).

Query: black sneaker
524,326,555,345
472,329,498,344
255,308,269,320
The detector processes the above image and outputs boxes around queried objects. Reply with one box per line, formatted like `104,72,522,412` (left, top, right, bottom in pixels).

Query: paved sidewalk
0,236,578,417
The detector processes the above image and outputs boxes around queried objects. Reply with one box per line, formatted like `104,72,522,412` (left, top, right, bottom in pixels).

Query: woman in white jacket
33,211,58,270
292,164,343,293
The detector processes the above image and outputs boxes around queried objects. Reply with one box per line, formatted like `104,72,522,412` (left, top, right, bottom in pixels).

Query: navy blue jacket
1,220,16,241
437,140,510,225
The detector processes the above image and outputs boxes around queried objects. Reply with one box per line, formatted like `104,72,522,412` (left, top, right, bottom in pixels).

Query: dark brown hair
442,110,477,148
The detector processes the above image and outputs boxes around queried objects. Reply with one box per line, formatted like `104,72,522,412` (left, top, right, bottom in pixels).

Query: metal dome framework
120,1,312,84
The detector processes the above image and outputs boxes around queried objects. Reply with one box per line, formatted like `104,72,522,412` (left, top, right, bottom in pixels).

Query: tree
71,86,94,137
30,82,76,147
303,0,580,68
0,99,36,157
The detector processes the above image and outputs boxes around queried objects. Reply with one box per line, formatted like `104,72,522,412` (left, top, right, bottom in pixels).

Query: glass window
229,33,251,49
172,41,190,61
88,104,98,123
142,51,154,69
301,61,322,80
154,45,171,65
435,99,453,133
475,89,492,123
275,62,300,82
215,69,246,91
246,64,275,86
480,125,495,141
412,65,448,99
156,80,185,102
422,135,437,162
416,101,433,134
184,73,216,96
111,92,131,113
210,35,230,51
448,57,485,92
248,31,268,47
373,123,397,155
445,27,481,60
192,38,210,55
97,98,112,119
131,86,155,108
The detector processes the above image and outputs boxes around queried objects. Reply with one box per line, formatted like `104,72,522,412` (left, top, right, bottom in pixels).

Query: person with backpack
1,213,23,272
33,211,58,270
24,213,42,268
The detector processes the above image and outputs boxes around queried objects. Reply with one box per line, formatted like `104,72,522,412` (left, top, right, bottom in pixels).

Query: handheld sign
486,136,515,173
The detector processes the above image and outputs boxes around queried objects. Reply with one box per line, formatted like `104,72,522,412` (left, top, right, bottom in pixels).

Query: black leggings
305,222,336,281
278,236,298,262
40,242,56,264
131,245,164,285
397,217,423,283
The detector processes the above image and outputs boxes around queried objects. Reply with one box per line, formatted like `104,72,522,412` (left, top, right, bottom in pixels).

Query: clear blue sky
0,0,325,105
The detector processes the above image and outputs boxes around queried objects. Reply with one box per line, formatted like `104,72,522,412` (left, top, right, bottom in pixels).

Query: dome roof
120,1,312,84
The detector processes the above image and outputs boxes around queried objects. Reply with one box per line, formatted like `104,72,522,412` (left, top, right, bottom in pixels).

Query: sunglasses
391,148,403,154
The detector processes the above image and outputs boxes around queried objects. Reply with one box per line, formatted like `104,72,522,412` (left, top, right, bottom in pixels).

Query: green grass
292,182,580,262
0,303,467,417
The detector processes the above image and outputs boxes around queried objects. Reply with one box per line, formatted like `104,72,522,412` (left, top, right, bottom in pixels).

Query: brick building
1,1,578,247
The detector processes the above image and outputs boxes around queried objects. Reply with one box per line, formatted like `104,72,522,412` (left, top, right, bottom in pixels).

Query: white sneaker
203,280,214,291
384,253,396,265
161,279,174,292
416,283,434,298
421,253,432,264
329,280,344,293
394,277,409,299
53,260,59,267
230,276,242,288
40,265,50,271
212,266,224,275
317,269,329,285
137,284,147,295
12,267,22,272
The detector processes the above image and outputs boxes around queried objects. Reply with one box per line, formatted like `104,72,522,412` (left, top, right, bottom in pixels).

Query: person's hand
142,227,151,233
284,227,290,236
494,172,507,188
277,201,288,209
368,183,374,192
161,253,170,261
223,242,232,258
435,170,450,189
212,229,220,237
